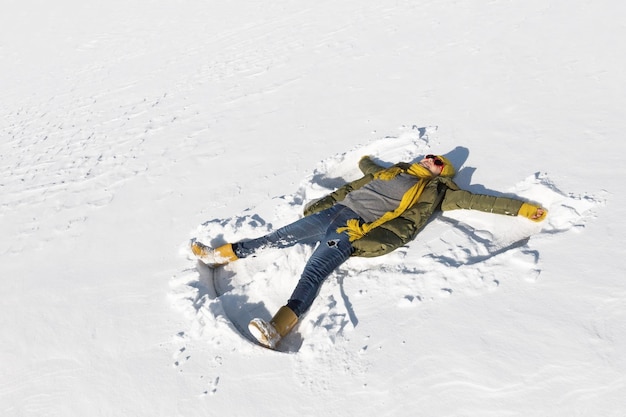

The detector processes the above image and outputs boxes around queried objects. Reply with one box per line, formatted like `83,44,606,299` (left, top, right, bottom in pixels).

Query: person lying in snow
191,154,547,349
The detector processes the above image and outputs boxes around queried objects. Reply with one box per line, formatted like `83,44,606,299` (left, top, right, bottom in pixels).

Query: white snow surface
2,1,625,416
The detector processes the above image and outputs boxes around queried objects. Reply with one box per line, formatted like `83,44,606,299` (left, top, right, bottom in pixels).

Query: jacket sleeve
358,156,388,175
359,156,414,175
440,189,524,216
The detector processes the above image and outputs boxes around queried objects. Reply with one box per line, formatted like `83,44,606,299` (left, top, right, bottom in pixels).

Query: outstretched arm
358,155,388,175
441,189,547,222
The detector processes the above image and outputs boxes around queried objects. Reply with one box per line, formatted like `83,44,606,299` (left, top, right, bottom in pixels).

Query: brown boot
248,306,298,349
191,241,238,267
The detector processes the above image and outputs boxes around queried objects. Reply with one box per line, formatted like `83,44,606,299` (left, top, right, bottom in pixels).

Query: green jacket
304,157,525,258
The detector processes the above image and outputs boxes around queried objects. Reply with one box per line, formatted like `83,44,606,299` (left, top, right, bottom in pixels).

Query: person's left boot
248,306,298,349
191,241,238,267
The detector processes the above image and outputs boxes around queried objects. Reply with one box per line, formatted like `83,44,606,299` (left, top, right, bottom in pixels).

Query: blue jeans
233,205,361,317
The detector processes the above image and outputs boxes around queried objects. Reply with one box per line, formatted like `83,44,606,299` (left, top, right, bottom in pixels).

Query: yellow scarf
336,163,435,241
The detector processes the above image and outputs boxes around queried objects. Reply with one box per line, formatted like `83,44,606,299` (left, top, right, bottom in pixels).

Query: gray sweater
338,173,419,222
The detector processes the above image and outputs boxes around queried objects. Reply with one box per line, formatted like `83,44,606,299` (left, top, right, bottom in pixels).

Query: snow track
172,130,603,356
4,1,624,415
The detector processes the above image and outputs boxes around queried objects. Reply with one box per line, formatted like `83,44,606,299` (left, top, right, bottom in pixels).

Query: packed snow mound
170,128,603,354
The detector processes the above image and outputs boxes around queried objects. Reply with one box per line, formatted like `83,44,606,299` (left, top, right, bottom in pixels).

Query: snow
2,1,625,416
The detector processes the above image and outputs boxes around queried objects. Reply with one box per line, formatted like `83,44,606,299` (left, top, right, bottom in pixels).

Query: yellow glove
518,203,548,222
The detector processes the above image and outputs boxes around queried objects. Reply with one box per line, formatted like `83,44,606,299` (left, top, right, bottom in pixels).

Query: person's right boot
248,306,298,349
191,241,238,267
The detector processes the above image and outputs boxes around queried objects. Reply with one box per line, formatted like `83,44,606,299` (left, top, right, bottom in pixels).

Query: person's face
419,155,444,176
